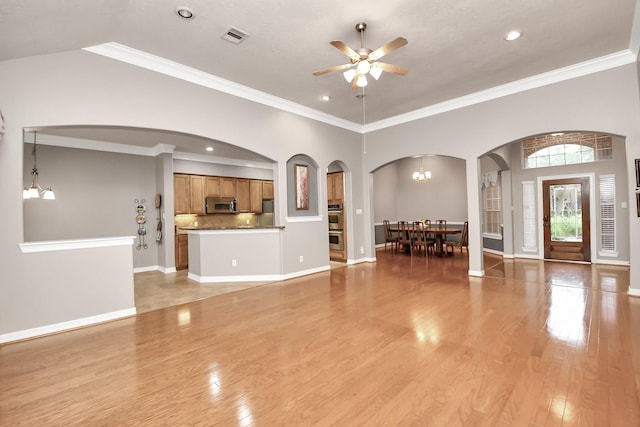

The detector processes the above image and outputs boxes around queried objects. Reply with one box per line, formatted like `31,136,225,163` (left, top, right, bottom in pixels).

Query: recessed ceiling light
505,30,522,41
206,146,214,152
176,7,194,20
321,95,331,101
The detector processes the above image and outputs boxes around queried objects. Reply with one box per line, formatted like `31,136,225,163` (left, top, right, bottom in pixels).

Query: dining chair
421,220,436,256
446,221,469,255
382,220,398,252
435,219,447,228
412,221,430,256
397,221,413,255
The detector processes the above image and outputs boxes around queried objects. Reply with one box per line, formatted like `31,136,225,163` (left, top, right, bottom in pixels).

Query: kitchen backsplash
174,213,262,232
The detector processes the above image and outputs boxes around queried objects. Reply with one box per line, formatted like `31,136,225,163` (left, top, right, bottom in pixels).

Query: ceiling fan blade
313,63,353,76
376,62,409,75
368,37,408,61
352,74,360,90
330,40,360,62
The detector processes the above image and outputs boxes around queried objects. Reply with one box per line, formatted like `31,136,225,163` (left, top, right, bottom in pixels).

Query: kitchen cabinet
220,177,237,198
327,172,344,202
237,179,265,213
262,180,274,200
206,176,221,197
190,175,206,215
175,234,189,270
174,174,205,215
174,174,190,214
236,179,250,213
250,180,263,213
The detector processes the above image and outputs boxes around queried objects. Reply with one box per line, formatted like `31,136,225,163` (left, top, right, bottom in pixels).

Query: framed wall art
636,158,640,188
295,164,309,210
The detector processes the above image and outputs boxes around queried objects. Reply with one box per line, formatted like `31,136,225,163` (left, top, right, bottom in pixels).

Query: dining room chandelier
23,131,55,200
412,157,432,183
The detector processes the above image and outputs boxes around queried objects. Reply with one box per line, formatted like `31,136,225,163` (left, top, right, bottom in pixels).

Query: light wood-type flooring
1,250,637,426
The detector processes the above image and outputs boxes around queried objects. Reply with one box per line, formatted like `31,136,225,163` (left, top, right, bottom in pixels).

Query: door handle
543,215,549,227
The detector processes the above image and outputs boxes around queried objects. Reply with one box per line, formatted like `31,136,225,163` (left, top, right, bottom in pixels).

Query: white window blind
522,181,537,251
483,172,502,235
599,174,616,253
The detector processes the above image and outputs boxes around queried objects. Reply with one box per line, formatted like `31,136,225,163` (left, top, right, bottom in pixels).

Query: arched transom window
523,132,613,169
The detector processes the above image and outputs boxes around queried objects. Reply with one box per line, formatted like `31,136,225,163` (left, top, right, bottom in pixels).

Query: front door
542,177,591,262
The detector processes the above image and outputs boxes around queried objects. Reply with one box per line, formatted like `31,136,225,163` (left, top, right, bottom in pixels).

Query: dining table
389,223,462,257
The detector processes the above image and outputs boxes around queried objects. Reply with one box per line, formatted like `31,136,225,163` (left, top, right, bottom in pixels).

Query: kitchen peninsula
185,226,284,282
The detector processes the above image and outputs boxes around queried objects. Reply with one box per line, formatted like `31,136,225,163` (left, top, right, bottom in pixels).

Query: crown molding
83,43,636,136
83,43,361,133
364,50,637,133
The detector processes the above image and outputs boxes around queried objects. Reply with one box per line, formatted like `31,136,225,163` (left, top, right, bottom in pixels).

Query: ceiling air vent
222,27,249,44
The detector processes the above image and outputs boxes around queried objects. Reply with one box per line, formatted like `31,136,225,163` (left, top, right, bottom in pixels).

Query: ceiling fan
313,22,408,89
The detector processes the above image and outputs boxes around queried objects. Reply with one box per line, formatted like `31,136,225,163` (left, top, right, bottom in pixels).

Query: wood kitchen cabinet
250,180,263,213
236,179,250,212
174,174,190,214
174,174,205,215
189,175,206,215
206,176,221,197
175,234,189,270
220,177,237,198
327,172,344,202
262,180,274,200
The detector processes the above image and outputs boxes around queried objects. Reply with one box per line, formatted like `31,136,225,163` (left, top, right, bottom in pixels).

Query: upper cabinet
174,174,206,215
236,179,250,213
327,172,344,202
221,177,237,198
236,179,264,213
206,176,221,197
262,180,274,200
250,180,263,213
174,174,190,214
175,174,273,215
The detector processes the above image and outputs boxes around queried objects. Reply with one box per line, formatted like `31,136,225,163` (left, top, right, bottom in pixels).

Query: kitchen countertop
178,225,285,231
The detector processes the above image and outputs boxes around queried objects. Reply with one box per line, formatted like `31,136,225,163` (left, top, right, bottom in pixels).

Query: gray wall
23,144,159,269
373,156,467,223
363,64,640,280
508,135,630,261
3,46,640,338
0,49,363,337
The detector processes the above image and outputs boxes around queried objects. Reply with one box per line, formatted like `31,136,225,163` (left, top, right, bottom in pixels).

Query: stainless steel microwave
205,197,237,214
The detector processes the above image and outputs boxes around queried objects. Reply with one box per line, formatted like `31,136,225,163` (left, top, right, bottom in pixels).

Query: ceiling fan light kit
314,22,408,89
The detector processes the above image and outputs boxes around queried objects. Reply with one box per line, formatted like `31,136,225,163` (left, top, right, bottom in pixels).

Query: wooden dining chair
412,221,430,256
397,221,413,255
435,219,447,228
421,220,436,256
446,221,469,255
382,220,398,252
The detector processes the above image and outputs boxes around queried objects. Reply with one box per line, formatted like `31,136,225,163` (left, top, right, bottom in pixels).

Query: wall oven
329,230,344,251
327,202,343,231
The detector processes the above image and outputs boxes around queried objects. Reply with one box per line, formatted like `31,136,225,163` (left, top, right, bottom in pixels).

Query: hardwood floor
1,251,637,426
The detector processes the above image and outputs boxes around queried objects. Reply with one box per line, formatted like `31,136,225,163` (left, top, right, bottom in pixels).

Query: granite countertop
178,225,285,231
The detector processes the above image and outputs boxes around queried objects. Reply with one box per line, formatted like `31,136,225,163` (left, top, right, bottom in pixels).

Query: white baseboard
347,257,376,265
468,269,485,277
160,266,177,274
0,307,137,344
188,265,332,283
628,288,640,297
592,259,630,266
482,248,504,257
133,265,159,273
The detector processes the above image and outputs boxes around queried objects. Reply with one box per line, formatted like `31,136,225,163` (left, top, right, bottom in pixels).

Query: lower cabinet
175,234,189,270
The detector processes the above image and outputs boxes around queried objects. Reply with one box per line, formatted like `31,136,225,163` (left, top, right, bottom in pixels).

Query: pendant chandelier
412,157,432,183
23,131,55,200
